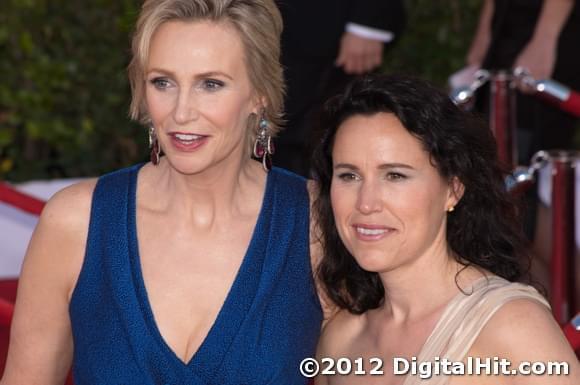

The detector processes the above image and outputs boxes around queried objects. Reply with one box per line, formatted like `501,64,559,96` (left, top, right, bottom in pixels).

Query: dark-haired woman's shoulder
463,296,580,384
316,309,364,362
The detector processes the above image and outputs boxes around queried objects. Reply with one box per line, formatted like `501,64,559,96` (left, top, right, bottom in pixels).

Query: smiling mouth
172,133,206,143
352,225,396,239
356,227,388,235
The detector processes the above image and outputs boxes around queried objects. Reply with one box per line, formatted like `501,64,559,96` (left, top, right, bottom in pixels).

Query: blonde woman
1,1,322,384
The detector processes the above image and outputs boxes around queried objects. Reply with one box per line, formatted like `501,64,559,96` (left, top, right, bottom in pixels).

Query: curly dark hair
312,74,530,314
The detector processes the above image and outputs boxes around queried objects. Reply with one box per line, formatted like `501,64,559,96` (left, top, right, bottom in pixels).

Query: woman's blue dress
69,164,322,384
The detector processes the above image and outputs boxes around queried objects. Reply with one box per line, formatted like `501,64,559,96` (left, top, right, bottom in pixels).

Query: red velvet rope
537,86,580,117
0,182,45,216
563,321,580,353
0,181,42,330
560,89,580,117
0,298,13,328
536,85,580,118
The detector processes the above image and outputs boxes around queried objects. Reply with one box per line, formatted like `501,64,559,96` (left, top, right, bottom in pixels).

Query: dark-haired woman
312,74,579,385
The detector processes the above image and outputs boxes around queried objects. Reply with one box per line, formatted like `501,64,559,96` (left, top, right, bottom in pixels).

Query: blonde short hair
128,0,284,135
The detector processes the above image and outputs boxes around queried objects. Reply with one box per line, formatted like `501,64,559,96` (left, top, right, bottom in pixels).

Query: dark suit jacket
277,0,406,58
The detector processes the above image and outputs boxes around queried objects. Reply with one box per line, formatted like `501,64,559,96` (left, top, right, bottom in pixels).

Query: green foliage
383,0,483,86
0,0,145,181
0,0,485,180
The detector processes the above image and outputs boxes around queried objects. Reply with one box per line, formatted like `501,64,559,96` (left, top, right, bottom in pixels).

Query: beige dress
402,276,550,385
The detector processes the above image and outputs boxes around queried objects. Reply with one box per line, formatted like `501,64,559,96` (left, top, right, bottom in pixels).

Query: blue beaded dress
69,164,322,385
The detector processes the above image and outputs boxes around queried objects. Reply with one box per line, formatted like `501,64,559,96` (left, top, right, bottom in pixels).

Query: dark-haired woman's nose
356,180,382,214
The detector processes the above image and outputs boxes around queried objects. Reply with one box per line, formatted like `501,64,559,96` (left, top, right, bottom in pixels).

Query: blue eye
202,79,225,91
150,77,171,90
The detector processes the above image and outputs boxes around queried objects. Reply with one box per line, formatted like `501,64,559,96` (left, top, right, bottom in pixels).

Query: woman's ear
447,177,465,210
252,95,268,115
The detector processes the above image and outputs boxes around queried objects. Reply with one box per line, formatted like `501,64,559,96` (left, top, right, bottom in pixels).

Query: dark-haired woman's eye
386,172,406,181
336,172,360,182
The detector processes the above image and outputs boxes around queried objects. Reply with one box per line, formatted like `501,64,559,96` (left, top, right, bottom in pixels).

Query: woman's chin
163,150,250,177
353,253,396,274
161,154,215,175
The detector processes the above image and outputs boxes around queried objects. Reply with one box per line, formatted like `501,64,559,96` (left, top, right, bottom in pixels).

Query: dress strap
403,276,549,385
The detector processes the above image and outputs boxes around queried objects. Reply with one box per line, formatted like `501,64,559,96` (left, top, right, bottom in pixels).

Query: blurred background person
457,0,580,305
273,0,407,176
461,0,580,162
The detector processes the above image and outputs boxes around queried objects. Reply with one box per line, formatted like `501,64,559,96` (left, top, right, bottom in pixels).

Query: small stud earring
447,206,455,213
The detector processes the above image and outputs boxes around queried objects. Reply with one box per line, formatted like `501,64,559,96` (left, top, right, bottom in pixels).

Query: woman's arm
0,180,95,385
466,0,494,67
514,0,574,80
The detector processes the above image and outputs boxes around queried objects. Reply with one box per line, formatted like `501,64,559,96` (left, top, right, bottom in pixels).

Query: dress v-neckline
126,164,275,377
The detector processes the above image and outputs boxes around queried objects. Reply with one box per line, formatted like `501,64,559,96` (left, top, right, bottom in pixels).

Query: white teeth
174,133,202,141
356,227,386,235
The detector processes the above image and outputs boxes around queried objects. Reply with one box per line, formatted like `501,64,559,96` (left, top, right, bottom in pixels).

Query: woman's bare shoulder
41,178,97,226
475,297,561,350
39,178,98,255
470,297,579,383
22,178,98,293
318,309,363,356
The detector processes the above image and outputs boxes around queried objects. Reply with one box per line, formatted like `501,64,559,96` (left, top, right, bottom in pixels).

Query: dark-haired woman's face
330,112,460,275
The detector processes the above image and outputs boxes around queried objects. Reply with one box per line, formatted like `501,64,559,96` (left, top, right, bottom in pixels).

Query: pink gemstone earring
149,126,161,166
253,113,274,171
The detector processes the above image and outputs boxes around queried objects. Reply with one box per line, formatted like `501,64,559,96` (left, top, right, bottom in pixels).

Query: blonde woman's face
145,20,259,174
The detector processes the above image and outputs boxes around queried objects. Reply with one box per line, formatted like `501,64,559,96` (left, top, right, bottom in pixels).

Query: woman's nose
173,90,199,124
356,180,382,214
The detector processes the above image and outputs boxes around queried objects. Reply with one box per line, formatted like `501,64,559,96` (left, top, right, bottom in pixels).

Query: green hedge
0,0,145,181
383,0,482,84
0,0,483,181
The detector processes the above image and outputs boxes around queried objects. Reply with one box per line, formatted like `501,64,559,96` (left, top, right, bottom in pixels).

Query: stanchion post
550,152,576,325
489,71,517,168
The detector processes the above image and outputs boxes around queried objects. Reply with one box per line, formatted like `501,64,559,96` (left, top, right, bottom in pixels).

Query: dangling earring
149,126,161,166
253,112,275,171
